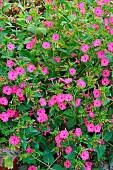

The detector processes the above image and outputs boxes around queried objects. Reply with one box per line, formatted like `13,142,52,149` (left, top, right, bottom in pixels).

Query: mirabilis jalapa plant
0,0,113,169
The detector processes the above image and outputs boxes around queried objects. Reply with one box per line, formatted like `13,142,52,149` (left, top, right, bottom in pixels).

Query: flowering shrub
0,0,113,169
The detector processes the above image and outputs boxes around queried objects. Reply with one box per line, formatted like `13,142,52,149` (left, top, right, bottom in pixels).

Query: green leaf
43,152,54,165
2,3,12,12
4,155,13,169
17,105,27,112
22,136,27,150
27,25,46,35
23,156,36,164
52,164,65,170
19,49,31,59
0,137,7,143
103,131,113,142
96,145,106,161
27,25,38,34
68,117,76,129
105,53,113,62
26,127,40,138
63,109,74,117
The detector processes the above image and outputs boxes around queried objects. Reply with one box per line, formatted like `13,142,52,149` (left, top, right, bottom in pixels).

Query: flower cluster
0,0,113,170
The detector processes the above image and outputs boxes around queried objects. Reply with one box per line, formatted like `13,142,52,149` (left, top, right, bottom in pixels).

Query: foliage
0,0,113,170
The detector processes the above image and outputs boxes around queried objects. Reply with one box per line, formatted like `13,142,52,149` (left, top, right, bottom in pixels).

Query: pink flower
94,124,101,133
94,7,103,16
110,16,113,25
52,34,59,41
16,88,23,97
102,69,110,77
93,39,101,47
20,82,26,89
89,112,95,118
26,147,33,153
44,21,54,27
80,150,89,161
42,67,48,74
6,60,14,68
101,77,110,86
7,43,15,50
53,57,61,63
87,123,95,132
77,79,86,87
69,68,76,75
108,42,113,52
39,98,47,106
93,89,100,98
42,42,50,49
64,160,71,169
71,53,76,57
7,109,15,118
81,44,89,52
65,94,73,102
58,102,66,110
0,27,2,32
81,54,89,62
0,97,8,105
65,146,72,154
74,128,82,137
37,108,46,116
57,94,65,103
75,98,81,107
85,162,92,167
8,70,18,80
12,85,18,94
44,0,51,4
28,165,37,170
37,113,48,123
101,58,109,66
104,18,108,26
0,112,9,122
15,67,24,75
79,2,85,10
60,130,69,139
27,15,32,21
64,78,72,84
94,100,102,107
26,42,33,49
9,136,20,146
97,51,105,59
3,86,12,95
27,64,35,72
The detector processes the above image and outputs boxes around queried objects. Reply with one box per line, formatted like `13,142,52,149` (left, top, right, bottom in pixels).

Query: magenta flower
81,43,89,52
7,43,15,50
108,42,113,52
0,112,9,122
60,129,69,139
94,7,103,16
65,146,72,154
81,54,89,62
42,42,50,49
69,68,76,75
28,165,37,170
8,70,18,81
77,79,86,87
0,97,8,105
27,64,35,72
9,135,20,146
64,160,71,169
101,58,109,66
80,150,89,161
52,34,59,41
6,59,14,68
